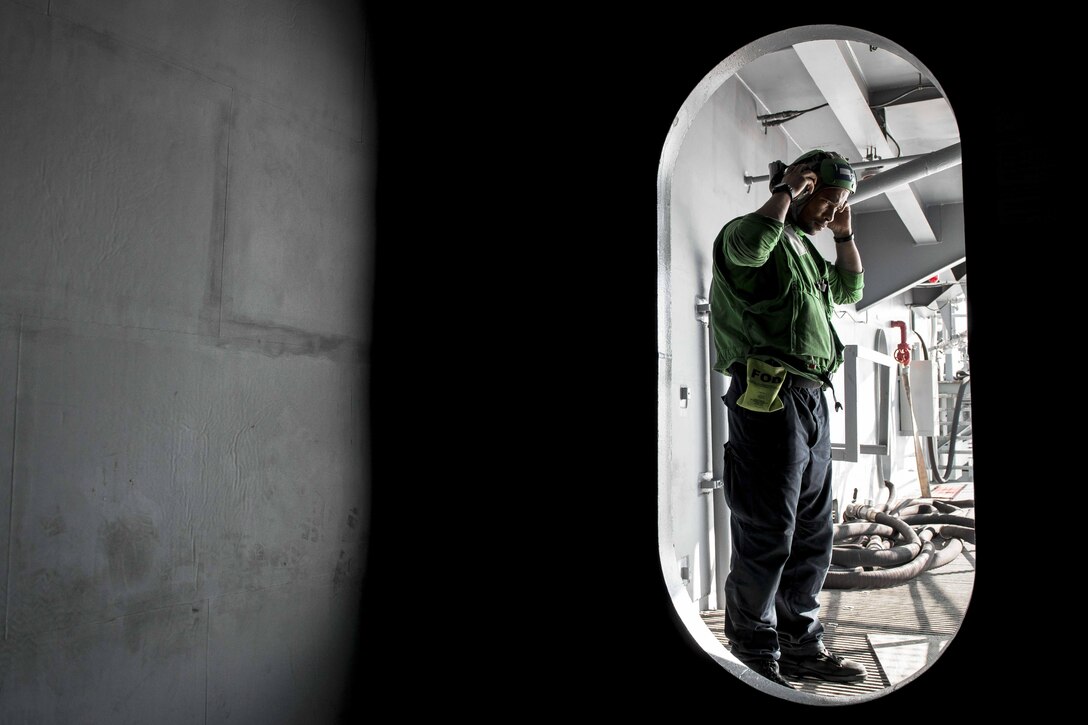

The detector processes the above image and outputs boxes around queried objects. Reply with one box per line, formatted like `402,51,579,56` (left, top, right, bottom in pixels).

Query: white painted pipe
701,300,730,611
702,308,714,476
851,143,962,204
744,150,937,186
745,143,962,201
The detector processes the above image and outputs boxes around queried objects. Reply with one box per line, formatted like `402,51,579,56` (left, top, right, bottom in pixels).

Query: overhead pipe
743,150,943,186
741,143,962,203
850,142,962,204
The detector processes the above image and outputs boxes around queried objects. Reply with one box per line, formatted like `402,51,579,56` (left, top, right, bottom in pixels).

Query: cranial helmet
789,149,857,200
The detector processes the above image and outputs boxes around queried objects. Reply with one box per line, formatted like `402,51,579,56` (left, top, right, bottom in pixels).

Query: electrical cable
756,103,828,128
885,128,902,158
871,82,937,109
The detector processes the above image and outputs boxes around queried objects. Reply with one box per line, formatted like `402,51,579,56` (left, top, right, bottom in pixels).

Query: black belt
788,375,823,389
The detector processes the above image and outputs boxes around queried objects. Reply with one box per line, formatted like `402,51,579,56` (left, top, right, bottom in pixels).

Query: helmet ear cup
767,160,787,191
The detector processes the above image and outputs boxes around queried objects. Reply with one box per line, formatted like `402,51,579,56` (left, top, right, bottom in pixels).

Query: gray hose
933,499,973,513
826,500,975,589
831,505,922,568
893,504,941,517
901,513,975,528
824,531,937,590
834,522,898,541
924,533,964,570
934,524,975,545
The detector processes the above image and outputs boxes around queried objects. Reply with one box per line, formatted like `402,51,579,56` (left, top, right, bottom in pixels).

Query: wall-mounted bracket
699,471,722,494
695,297,710,327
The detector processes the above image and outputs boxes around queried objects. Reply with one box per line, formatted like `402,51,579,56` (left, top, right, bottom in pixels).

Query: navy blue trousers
721,371,834,663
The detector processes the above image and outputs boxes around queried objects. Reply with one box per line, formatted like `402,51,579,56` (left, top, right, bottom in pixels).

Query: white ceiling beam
793,40,938,244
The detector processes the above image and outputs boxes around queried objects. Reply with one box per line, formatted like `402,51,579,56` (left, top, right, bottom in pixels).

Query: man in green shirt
710,150,868,689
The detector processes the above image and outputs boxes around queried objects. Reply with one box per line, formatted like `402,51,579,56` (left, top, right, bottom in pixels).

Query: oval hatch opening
656,24,972,704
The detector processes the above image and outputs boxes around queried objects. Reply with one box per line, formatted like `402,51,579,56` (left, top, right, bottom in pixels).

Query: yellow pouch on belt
737,357,786,413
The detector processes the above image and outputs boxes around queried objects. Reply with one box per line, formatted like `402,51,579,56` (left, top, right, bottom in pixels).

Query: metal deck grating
700,498,975,699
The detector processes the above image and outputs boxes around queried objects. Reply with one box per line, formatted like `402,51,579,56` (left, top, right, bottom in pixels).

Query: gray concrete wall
0,1,371,722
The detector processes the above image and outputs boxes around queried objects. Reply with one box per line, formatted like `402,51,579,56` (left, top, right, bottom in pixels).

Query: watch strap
771,183,794,201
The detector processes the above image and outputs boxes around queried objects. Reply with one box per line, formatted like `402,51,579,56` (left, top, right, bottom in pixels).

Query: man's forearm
755,190,792,222
834,238,863,273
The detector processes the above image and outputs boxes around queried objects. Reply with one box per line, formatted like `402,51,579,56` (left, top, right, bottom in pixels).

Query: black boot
778,648,867,683
744,659,796,690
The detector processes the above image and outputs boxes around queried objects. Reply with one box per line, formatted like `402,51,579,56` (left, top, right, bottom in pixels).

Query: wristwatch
770,183,794,201
834,232,855,244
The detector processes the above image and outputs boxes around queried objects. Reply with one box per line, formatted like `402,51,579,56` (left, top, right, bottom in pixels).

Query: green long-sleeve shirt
710,213,864,381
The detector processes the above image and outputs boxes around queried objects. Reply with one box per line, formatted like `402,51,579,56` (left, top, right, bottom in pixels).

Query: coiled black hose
933,498,973,513
900,513,975,528
825,531,937,590
834,522,897,541
925,533,964,570
824,498,974,590
893,504,941,517
831,505,922,568
934,524,975,545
